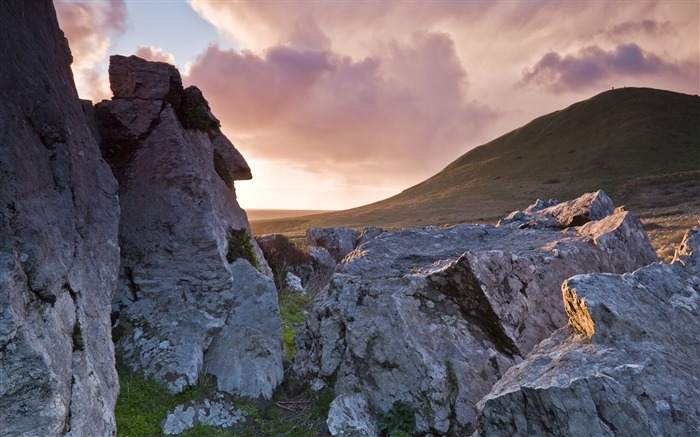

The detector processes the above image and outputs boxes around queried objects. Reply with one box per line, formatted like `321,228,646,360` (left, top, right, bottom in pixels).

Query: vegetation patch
278,292,313,361
116,372,333,437
115,374,213,437
378,400,416,437
227,228,259,269
256,234,310,289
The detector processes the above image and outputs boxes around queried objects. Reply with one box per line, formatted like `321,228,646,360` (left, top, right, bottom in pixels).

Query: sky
55,0,700,210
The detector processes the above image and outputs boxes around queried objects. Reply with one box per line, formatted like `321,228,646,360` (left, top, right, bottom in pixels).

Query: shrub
378,400,416,437
255,234,310,289
227,228,259,269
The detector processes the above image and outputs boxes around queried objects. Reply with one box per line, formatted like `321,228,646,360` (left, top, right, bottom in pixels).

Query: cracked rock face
293,192,657,435
476,226,700,436
95,55,281,397
0,1,119,435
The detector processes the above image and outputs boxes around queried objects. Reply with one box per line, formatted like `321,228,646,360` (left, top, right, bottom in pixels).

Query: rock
109,54,182,100
0,1,119,435
293,192,657,435
203,260,283,400
285,272,305,293
310,246,337,272
475,228,700,436
95,55,280,397
356,226,385,247
498,190,614,229
674,226,700,262
327,394,378,437
307,227,361,263
161,392,249,435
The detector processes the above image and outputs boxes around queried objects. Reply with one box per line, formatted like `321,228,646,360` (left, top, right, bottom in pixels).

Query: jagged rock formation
294,192,657,435
93,55,282,397
476,226,700,436
0,1,120,435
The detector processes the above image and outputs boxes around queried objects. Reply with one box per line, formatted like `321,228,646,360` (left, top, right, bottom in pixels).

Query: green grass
251,88,699,237
116,371,333,437
278,292,312,361
115,374,213,437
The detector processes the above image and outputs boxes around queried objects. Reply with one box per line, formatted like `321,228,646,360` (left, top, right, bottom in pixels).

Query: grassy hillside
251,88,699,239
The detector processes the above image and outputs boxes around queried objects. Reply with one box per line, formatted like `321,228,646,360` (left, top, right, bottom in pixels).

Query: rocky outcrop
0,1,119,436
293,192,657,435
476,226,700,436
497,190,614,229
95,55,281,397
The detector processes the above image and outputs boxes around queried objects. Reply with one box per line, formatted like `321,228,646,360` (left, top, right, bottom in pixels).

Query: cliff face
94,56,282,398
0,1,120,436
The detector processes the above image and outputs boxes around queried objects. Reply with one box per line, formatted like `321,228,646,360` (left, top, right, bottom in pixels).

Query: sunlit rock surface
476,226,700,436
0,1,119,435
294,192,657,435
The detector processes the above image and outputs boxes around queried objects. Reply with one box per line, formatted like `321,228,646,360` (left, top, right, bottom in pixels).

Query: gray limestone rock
327,394,378,437
0,1,119,435
674,225,700,262
293,193,657,435
498,190,614,229
356,226,385,247
161,392,249,435
109,54,182,100
203,260,283,400
475,229,700,436
95,56,279,397
307,227,361,263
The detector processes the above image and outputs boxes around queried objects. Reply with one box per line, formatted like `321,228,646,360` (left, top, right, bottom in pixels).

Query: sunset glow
56,0,700,210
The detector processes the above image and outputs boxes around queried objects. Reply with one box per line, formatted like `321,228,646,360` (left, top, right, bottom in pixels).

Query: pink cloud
55,0,126,100
521,43,694,93
134,46,175,64
186,32,496,183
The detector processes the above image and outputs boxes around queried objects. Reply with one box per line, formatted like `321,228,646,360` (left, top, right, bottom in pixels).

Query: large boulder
0,1,120,435
95,55,281,398
293,192,657,435
476,226,700,436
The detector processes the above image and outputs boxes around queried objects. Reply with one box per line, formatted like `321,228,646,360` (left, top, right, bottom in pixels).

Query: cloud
55,0,126,101
521,43,687,93
186,32,496,184
135,46,175,64
604,19,674,38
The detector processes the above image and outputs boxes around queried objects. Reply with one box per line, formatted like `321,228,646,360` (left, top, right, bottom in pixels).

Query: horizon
55,0,700,210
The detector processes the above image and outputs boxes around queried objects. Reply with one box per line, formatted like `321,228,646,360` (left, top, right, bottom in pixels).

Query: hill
251,87,700,242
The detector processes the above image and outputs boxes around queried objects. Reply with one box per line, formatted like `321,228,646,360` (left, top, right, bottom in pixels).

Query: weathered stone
96,56,279,397
109,54,182,100
293,193,657,435
498,190,614,229
310,246,337,272
204,260,283,400
161,392,249,435
327,394,378,437
476,229,700,436
674,226,700,262
0,1,119,435
356,226,385,247
307,227,361,263
285,272,305,294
